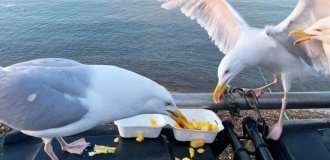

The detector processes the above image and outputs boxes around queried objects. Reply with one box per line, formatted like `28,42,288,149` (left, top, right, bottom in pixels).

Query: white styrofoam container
166,109,224,143
114,114,166,138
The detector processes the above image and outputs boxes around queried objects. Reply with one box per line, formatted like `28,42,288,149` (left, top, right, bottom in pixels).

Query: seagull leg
42,138,59,160
56,137,90,155
267,92,287,140
243,74,279,97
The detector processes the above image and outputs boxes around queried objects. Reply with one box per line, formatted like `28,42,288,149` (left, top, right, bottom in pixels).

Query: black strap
223,86,241,117
224,87,269,138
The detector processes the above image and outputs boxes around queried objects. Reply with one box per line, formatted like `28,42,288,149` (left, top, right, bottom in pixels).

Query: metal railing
172,92,330,110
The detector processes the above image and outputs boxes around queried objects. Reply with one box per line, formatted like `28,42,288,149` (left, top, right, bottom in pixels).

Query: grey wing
267,0,330,75
0,66,92,131
7,58,82,68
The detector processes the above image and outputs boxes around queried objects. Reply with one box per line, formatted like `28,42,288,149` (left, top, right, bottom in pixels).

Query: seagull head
147,85,189,124
105,68,186,123
128,77,186,121
141,84,181,117
213,51,246,103
290,17,330,45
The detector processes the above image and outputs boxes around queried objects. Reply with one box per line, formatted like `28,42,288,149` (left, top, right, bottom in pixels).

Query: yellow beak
168,110,188,127
289,29,308,36
212,82,227,103
289,29,315,45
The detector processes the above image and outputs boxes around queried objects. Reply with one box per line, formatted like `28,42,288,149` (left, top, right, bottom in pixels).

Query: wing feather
268,0,330,74
161,0,249,54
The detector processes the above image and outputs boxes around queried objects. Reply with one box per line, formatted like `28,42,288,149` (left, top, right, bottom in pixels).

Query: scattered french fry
190,139,205,148
174,157,180,160
114,137,119,143
189,147,194,158
88,152,97,157
182,157,191,160
150,118,158,126
88,145,116,156
136,132,144,142
197,148,205,154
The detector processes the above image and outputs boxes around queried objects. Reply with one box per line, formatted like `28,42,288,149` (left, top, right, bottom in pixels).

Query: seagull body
0,58,180,160
160,0,330,140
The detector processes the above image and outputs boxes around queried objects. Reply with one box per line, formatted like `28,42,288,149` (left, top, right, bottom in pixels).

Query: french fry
212,124,219,131
190,139,205,148
136,132,144,142
114,137,119,143
177,118,190,128
201,122,212,131
192,119,201,130
197,148,205,154
189,147,194,158
150,118,158,126
88,145,116,156
182,157,191,160
185,121,194,130
174,118,218,132
174,123,182,129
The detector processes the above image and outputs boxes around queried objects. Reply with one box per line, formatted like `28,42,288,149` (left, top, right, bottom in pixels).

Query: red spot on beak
218,94,223,102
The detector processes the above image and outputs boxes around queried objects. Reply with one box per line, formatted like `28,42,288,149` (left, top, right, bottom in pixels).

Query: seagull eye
165,103,171,106
224,69,229,74
316,29,322,32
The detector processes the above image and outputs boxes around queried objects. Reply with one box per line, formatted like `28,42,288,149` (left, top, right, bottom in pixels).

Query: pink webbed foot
243,88,266,97
42,138,59,160
267,122,283,140
57,138,90,155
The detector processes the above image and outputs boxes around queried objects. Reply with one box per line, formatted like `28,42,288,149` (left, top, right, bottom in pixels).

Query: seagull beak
212,80,228,103
289,29,315,45
289,29,308,36
167,110,188,125
294,35,315,45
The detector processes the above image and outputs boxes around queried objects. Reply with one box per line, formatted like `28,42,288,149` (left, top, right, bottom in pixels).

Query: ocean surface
1,0,330,93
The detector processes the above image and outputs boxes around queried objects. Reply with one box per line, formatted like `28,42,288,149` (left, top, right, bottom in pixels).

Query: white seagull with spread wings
160,0,330,140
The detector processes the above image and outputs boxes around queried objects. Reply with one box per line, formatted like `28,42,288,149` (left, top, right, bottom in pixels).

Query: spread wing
160,0,249,54
268,0,330,75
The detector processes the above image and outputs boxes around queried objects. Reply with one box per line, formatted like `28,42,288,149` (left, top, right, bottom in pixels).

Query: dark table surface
0,125,228,160
1,119,329,160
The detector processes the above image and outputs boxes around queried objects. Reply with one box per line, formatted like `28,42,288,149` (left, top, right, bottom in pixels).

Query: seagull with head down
160,0,330,140
0,58,184,160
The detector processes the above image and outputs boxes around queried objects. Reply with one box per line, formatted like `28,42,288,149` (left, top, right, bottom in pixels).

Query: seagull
290,16,330,57
159,0,330,140
0,58,183,160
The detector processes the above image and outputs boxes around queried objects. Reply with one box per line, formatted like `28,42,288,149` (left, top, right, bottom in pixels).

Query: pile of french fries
174,118,219,131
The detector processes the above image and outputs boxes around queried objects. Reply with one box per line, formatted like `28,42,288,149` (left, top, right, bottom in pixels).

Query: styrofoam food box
166,109,224,143
114,114,166,138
